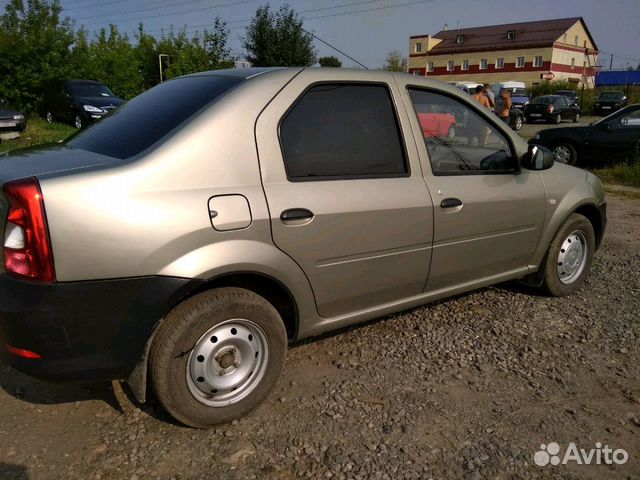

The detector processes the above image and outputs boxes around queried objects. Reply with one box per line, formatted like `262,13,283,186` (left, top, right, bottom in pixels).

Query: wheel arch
126,270,303,404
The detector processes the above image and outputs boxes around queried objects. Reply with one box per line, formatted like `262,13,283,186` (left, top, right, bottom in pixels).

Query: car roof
66,79,107,85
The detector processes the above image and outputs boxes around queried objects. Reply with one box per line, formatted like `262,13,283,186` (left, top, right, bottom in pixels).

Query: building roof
413,17,597,55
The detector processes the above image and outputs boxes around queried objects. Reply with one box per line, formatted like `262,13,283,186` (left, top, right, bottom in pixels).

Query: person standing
498,88,512,125
472,85,491,145
484,84,495,112
472,85,491,109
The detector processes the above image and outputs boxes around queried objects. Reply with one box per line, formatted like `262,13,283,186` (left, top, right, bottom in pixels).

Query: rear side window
68,76,242,159
280,83,408,180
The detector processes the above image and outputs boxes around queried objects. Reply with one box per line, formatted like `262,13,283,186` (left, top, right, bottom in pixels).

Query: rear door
397,84,546,292
255,69,433,318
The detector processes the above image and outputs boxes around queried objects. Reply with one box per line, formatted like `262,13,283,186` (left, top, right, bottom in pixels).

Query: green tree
383,51,407,72
319,56,341,68
243,4,317,67
0,0,75,112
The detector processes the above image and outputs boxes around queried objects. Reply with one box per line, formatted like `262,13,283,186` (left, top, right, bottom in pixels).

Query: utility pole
609,54,613,70
159,54,170,83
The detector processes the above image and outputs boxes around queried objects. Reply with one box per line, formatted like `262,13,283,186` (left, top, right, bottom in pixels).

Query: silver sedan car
0,68,606,427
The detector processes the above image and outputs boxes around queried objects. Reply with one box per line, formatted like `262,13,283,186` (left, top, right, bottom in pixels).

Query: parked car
0,68,606,428
44,79,125,129
594,91,627,115
525,95,581,124
555,89,578,103
529,104,640,166
0,100,27,134
418,111,457,139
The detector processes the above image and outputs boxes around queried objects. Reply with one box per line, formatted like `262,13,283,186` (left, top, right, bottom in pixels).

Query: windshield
69,83,115,98
532,96,555,105
599,92,624,100
67,75,242,160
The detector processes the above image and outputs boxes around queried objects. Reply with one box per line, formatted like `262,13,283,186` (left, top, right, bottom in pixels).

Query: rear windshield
532,96,555,105
68,76,242,159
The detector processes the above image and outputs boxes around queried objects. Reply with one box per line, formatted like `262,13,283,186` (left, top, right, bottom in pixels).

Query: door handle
280,208,314,222
440,198,463,209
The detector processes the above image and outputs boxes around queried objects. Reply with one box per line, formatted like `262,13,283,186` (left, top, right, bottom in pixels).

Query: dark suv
44,80,124,129
594,91,627,115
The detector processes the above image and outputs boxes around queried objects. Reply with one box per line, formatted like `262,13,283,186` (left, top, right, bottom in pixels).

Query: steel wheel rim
75,116,82,129
553,145,572,164
186,319,269,407
514,116,523,130
557,230,588,284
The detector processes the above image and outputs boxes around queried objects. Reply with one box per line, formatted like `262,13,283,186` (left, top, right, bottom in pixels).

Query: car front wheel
45,110,54,124
573,112,580,123
552,142,577,165
512,115,523,130
540,213,595,296
149,287,287,428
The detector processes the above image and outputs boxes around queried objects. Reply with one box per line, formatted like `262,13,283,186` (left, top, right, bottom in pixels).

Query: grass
593,162,640,189
0,117,75,154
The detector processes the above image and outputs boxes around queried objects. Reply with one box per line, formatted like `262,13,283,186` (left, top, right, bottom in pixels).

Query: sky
1,0,639,69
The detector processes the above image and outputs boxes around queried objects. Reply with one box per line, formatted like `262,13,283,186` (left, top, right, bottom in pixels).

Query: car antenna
301,27,369,69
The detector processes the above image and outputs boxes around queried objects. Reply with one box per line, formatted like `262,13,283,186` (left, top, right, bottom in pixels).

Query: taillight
2,177,55,282
547,105,554,113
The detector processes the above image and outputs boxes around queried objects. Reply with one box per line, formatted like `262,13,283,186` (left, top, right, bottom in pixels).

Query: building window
479,58,488,70
506,30,515,39
456,35,464,44
427,61,434,72
462,59,469,70
571,58,575,68
533,55,543,67
495,57,504,69
574,35,579,46
447,60,455,71
516,56,525,68
415,42,422,53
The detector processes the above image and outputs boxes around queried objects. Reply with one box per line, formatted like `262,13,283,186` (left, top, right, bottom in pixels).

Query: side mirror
521,144,554,170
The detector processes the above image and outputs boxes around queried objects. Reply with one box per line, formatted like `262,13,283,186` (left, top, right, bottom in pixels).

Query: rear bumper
0,274,199,383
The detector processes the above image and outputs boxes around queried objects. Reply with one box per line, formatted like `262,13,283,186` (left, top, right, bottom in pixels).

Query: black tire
74,114,84,129
551,141,578,165
540,213,595,297
149,287,287,428
573,112,580,123
554,114,562,124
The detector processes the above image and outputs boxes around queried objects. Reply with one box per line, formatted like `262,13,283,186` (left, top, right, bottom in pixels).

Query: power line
301,27,368,69
79,0,258,26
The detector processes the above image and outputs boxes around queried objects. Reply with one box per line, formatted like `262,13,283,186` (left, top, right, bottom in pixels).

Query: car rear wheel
45,110,53,124
552,142,577,165
540,213,595,296
573,112,580,123
74,114,83,129
554,114,562,124
149,287,287,428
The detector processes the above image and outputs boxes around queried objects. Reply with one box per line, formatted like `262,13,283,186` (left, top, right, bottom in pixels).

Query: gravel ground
1,194,639,480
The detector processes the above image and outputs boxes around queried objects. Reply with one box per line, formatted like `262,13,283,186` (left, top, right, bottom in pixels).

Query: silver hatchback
0,68,606,427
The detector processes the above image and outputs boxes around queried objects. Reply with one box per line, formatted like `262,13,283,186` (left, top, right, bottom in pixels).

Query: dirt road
1,193,639,480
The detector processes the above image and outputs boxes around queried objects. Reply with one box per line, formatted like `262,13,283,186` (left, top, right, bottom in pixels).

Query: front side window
616,109,640,128
408,88,515,175
496,58,504,69
280,84,408,180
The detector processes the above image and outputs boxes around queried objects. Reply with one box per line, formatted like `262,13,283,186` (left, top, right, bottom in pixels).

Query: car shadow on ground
0,463,29,480
0,362,124,413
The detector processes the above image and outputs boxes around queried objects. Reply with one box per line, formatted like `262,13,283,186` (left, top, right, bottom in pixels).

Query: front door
399,86,546,292
255,70,433,318
588,106,640,163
